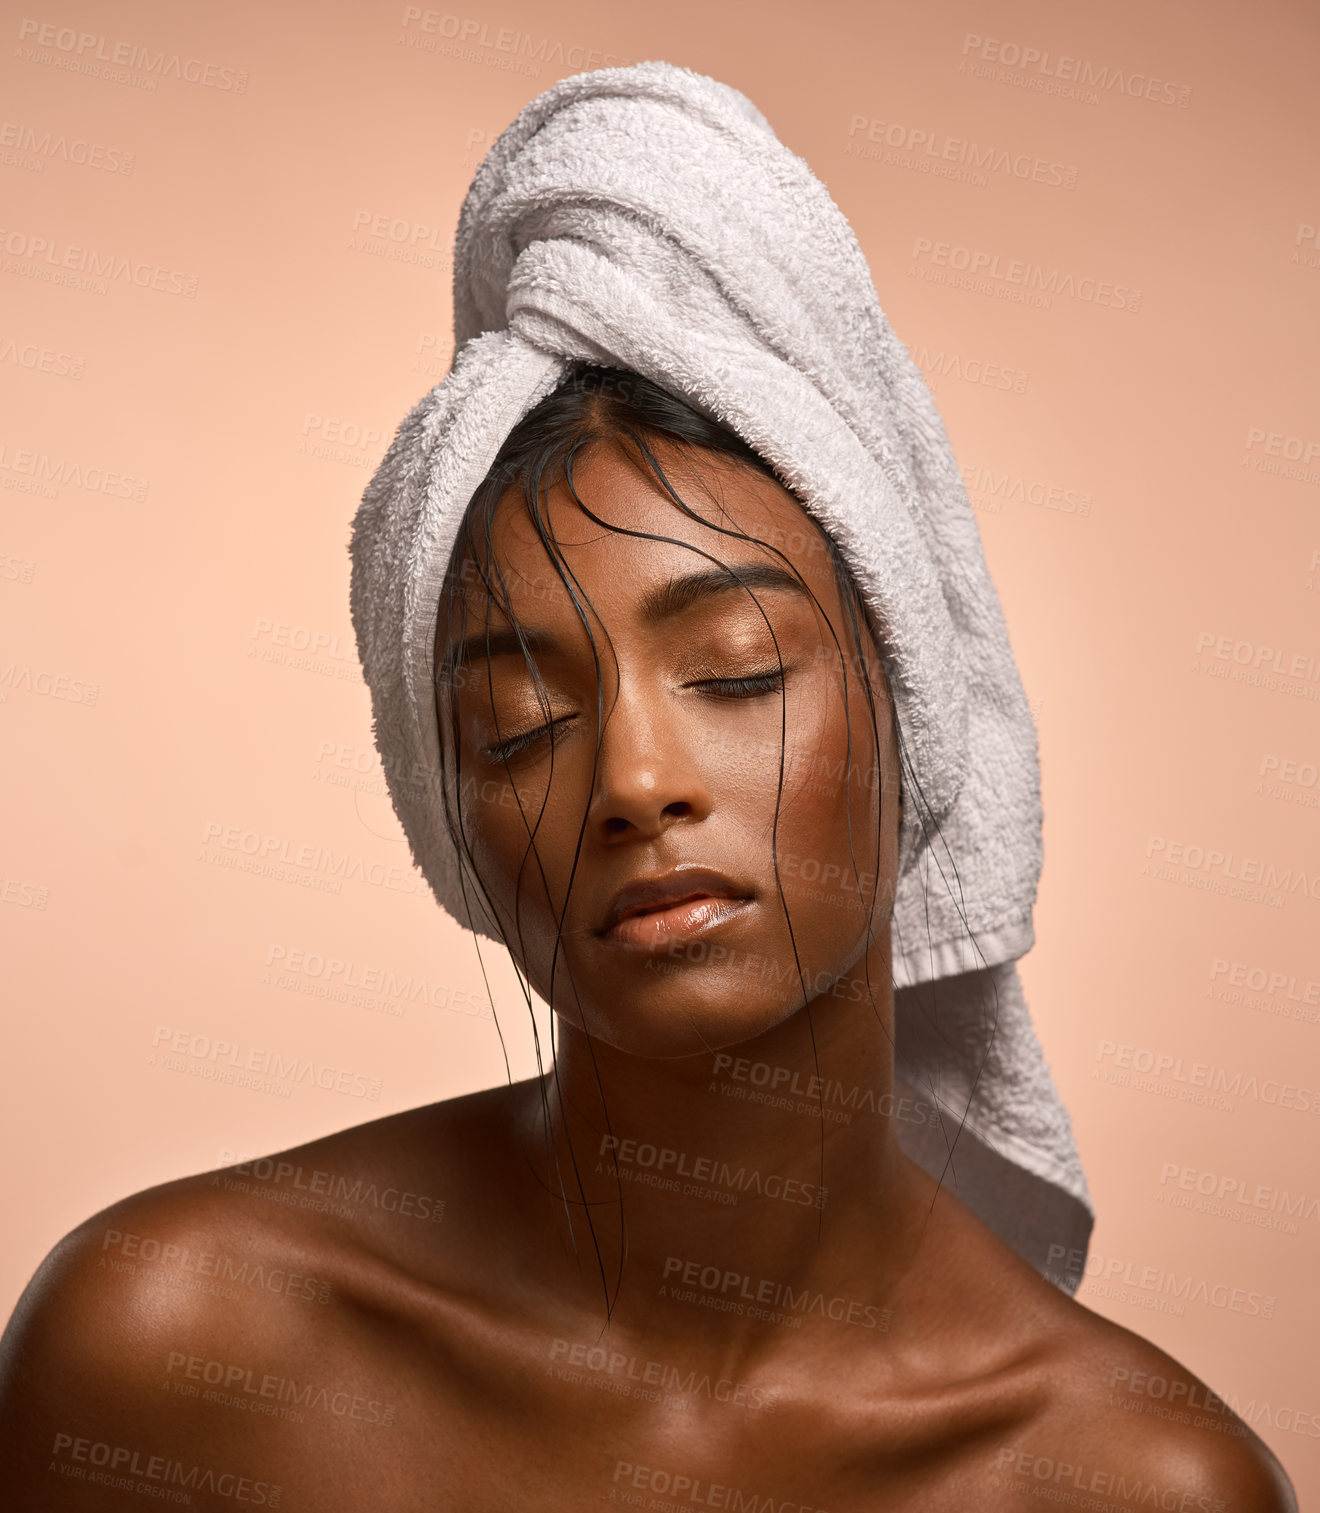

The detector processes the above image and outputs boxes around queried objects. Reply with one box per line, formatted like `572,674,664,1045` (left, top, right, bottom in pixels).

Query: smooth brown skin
0,439,1298,1511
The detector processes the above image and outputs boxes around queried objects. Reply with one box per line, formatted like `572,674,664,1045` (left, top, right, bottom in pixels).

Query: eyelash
691,670,787,699
479,669,788,766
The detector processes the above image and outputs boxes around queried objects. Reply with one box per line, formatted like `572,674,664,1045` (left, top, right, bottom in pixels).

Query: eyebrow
450,561,812,669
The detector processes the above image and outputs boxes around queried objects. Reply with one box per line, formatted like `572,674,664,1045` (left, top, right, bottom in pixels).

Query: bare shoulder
0,1080,514,1364
0,1163,317,1505
1002,1287,1299,1511
0,1085,519,1507
910,1184,1297,1510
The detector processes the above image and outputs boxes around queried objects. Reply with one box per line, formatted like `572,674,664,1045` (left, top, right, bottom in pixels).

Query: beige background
2,0,1317,1492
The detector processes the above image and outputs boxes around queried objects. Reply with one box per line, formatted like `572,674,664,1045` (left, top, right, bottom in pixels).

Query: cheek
461,766,589,922
725,680,881,931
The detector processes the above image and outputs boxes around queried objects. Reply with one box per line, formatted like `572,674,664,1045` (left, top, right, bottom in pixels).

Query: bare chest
174,1335,1021,1513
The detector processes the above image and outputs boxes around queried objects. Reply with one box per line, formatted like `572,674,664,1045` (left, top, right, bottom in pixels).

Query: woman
0,63,1298,1510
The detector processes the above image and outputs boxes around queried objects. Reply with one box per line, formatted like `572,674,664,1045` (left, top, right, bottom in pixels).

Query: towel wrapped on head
348,59,1094,1288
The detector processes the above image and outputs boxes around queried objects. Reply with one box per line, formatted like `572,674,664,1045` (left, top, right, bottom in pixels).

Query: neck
516,934,932,1338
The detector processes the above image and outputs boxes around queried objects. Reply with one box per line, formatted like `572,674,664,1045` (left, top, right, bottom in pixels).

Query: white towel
348,60,1093,1288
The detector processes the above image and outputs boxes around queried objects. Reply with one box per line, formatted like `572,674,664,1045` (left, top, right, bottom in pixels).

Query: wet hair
430,363,947,1311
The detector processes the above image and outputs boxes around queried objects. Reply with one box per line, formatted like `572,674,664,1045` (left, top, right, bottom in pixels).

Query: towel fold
349,60,1093,1287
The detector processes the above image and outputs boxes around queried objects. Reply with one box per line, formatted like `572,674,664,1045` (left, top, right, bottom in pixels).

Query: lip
596,866,754,952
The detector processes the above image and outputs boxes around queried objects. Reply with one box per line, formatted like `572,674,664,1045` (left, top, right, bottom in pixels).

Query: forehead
455,436,842,622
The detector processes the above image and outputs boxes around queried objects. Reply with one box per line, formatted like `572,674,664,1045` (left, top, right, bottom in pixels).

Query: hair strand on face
429,363,979,1315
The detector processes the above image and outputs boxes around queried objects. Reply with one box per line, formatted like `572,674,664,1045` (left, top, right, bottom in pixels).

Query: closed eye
481,714,577,767
687,669,788,698
480,669,787,765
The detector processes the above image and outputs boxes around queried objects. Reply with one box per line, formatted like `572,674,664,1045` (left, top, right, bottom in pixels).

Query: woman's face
441,436,900,1058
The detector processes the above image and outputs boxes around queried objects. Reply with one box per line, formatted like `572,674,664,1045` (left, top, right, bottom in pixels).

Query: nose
587,688,712,844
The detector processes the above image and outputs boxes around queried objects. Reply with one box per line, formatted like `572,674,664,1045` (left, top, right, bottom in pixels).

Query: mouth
596,868,755,955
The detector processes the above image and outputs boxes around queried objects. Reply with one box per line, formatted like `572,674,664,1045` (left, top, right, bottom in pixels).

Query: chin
514,892,873,1057
559,970,812,1061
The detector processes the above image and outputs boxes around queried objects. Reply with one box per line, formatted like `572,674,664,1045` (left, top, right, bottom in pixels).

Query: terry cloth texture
348,60,1093,1288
